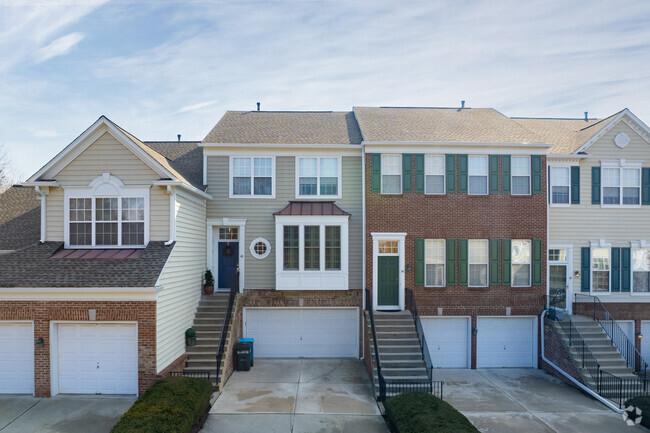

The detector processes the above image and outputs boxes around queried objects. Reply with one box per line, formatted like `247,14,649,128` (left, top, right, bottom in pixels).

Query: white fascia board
22,181,60,187
362,141,552,147
572,109,650,154
362,142,550,155
200,142,361,149
203,147,361,157
152,180,212,200
547,154,589,160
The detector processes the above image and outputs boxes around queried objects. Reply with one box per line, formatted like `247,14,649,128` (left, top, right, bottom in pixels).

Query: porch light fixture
574,271,581,278
407,264,412,271
472,327,478,336
36,338,44,347
637,331,643,340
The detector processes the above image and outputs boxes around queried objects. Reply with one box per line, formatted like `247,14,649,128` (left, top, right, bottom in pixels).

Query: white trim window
275,216,349,290
512,240,531,287
381,154,402,194
425,239,445,287
468,240,488,287
296,157,341,198
550,167,570,204
425,155,445,194
592,247,611,292
468,156,488,195
512,156,531,195
602,165,641,206
231,157,274,197
633,248,650,293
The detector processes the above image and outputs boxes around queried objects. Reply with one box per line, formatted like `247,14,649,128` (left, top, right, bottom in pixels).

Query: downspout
360,145,366,360
165,185,177,246
540,310,623,413
35,186,47,243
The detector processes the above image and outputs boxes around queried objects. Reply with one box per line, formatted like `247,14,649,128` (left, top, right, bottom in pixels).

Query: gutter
360,145,366,361
152,180,213,200
34,186,48,243
540,310,623,413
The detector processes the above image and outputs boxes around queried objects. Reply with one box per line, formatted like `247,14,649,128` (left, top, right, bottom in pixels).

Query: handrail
365,289,386,401
405,288,433,387
215,271,238,387
599,369,650,409
575,293,648,381
556,310,602,382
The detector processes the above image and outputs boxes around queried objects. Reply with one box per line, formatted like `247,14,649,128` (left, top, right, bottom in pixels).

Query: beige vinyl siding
46,188,64,241
550,121,650,301
150,188,170,241
206,154,363,289
156,192,207,372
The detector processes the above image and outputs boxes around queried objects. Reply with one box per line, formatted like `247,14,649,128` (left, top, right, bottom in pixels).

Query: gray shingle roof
203,111,362,145
0,241,174,287
353,106,542,143
274,201,350,216
144,141,205,190
0,186,41,251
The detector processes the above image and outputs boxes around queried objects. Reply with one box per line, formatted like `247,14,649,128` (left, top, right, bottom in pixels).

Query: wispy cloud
33,130,59,138
35,32,85,63
178,100,217,113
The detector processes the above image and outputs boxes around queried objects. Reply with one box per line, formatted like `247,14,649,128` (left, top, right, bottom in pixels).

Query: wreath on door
222,244,235,257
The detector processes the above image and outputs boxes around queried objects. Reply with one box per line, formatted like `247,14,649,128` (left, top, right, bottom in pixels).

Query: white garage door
57,323,138,395
244,308,358,358
477,317,536,368
421,317,469,368
0,322,34,394
642,322,650,363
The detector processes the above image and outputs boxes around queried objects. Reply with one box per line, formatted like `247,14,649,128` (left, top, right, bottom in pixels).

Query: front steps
372,311,429,391
184,293,230,386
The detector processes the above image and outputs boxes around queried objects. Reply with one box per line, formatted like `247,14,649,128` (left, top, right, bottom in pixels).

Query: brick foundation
0,300,156,397
541,320,585,387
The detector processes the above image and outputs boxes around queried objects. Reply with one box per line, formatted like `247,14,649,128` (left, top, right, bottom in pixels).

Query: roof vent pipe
257,102,261,111
584,112,588,121
461,100,465,109
177,134,181,141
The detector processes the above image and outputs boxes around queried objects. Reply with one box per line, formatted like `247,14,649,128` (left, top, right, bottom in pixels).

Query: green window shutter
403,154,412,193
621,247,631,292
502,155,511,194
591,167,601,204
502,239,511,285
532,155,542,194
415,154,425,193
489,155,499,194
371,154,381,193
642,168,650,205
458,239,468,286
611,247,621,292
446,154,456,193
489,239,499,285
415,238,424,286
458,154,468,193
571,166,580,204
446,239,456,286
581,247,590,292
533,239,542,285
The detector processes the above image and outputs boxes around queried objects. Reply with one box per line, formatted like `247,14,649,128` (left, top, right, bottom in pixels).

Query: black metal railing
365,289,387,401
405,288,434,388
170,370,211,381
557,312,601,382
575,293,648,381
598,370,649,408
384,379,444,400
215,271,239,387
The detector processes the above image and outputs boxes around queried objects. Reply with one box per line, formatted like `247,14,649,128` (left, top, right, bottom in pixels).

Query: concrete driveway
436,369,645,433
0,394,134,433
203,359,389,433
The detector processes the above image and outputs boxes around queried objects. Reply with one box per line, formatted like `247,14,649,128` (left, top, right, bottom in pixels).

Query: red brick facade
365,153,548,368
0,300,156,397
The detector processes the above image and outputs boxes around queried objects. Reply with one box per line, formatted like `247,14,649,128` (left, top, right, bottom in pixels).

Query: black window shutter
591,167,601,204
402,154,412,193
371,154,381,193
571,166,580,204
581,247,590,292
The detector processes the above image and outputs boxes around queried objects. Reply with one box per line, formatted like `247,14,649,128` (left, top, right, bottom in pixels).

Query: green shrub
385,392,479,433
111,376,212,433
624,395,650,428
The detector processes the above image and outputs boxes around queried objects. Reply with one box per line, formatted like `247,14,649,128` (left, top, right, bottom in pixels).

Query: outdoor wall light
36,338,44,347
574,271,581,278
407,264,412,271
637,331,643,340
472,327,478,336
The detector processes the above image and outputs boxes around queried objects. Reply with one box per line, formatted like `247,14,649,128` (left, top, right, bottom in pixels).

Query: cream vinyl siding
44,130,170,242
206,155,362,289
550,121,650,301
156,192,207,372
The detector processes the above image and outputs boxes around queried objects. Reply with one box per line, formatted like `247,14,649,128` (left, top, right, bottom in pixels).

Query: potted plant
203,270,215,295
185,328,196,346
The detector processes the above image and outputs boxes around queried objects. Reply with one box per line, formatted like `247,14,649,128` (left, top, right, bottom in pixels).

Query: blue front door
218,242,239,289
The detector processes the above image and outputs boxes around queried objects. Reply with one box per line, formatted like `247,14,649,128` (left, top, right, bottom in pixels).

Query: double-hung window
591,247,610,292
468,156,488,195
297,157,340,197
425,239,445,287
511,240,531,287
325,226,341,270
551,167,570,204
425,155,445,194
511,156,531,195
231,157,273,197
283,226,299,270
602,167,641,205
468,240,488,287
381,154,402,194
304,226,320,270
633,248,650,293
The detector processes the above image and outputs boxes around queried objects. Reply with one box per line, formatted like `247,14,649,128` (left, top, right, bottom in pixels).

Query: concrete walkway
0,394,134,433
203,359,389,433
436,368,646,433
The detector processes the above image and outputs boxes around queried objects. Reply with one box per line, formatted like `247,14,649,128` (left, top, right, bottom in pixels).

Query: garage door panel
0,323,34,394
421,318,469,368
477,317,535,368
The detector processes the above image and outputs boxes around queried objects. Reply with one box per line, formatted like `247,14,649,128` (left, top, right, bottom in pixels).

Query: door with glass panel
549,248,571,313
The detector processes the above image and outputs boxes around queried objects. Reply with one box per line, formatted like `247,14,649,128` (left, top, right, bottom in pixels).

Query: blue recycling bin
239,338,254,366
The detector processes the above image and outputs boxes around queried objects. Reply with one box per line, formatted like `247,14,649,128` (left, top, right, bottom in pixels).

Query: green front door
378,256,399,307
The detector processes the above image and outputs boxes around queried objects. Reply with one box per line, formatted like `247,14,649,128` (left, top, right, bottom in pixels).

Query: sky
1,0,650,181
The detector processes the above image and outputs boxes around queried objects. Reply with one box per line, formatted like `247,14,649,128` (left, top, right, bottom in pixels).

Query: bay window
381,154,402,194
468,240,488,287
297,157,340,197
231,157,274,197
512,240,531,287
468,156,488,195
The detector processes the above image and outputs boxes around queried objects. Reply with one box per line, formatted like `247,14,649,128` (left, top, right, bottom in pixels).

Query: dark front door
549,264,567,310
218,242,239,289
378,256,399,307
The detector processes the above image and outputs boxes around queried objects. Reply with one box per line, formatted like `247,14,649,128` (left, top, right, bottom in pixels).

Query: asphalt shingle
0,185,40,251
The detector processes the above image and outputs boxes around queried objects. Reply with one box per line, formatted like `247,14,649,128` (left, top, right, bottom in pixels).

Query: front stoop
184,293,230,387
